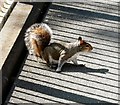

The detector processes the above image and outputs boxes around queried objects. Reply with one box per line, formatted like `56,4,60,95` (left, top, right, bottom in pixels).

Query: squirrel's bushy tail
24,23,52,57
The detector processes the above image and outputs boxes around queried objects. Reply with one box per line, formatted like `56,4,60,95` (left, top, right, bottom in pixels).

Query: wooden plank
56,2,118,16
0,3,33,69
0,0,15,29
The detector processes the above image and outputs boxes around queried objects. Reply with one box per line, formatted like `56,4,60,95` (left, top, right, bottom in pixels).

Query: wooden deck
6,1,119,104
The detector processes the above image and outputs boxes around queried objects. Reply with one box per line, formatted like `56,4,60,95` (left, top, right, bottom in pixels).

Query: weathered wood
0,3,33,69
7,1,119,104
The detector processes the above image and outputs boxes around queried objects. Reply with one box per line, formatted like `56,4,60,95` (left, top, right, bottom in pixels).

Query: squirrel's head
77,36,93,52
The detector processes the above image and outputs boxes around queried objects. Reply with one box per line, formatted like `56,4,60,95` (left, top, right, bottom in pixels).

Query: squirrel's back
24,23,52,57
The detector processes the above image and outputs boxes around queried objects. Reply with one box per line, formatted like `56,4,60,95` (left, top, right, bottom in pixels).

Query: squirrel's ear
78,36,84,45
78,36,82,41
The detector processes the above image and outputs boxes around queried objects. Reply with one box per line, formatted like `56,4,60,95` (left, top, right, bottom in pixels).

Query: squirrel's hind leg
47,54,58,69
47,63,58,69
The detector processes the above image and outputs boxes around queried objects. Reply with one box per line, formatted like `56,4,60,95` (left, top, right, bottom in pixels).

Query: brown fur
31,28,51,57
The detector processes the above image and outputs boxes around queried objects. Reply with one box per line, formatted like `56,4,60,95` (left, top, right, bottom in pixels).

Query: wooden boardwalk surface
6,1,119,104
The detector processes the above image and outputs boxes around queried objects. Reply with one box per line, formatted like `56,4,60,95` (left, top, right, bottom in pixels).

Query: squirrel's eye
86,45,89,47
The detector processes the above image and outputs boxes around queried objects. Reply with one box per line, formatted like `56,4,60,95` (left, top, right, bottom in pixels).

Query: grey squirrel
24,23,93,72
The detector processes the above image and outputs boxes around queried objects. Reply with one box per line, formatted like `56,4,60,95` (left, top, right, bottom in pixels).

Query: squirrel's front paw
56,68,62,73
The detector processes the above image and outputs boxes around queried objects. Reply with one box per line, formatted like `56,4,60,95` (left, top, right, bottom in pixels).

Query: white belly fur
49,53,79,64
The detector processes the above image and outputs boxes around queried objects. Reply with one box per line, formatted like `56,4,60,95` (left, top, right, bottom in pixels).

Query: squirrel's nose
91,46,93,50
89,45,93,51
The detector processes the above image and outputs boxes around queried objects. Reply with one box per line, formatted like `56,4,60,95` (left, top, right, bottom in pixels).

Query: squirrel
24,23,93,72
